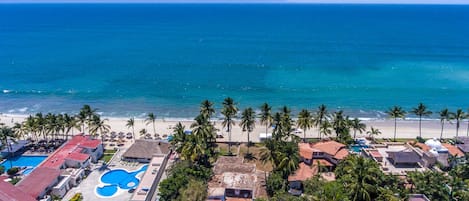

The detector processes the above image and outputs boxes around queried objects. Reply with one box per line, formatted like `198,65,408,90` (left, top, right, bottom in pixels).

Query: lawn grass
101,149,117,163
104,149,117,154
102,154,113,163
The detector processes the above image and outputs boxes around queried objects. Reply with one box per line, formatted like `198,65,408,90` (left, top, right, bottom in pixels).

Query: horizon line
1,0,469,5
2,2,469,5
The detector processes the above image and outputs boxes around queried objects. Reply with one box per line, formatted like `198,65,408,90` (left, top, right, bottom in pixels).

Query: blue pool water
0,155,47,175
350,145,369,153
96,165,148,197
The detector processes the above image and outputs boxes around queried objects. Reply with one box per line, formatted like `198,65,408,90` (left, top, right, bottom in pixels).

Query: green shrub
69,193,83,201
7,167,19,176
0,166,5,174
266,172,286,197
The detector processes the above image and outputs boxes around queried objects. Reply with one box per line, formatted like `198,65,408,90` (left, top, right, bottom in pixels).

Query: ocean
1,3,468,118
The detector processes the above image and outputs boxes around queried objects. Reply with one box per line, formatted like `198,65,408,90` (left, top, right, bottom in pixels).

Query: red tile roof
17,167,61,199
67,152,90,162
288,163,317,181
299,141,349,160
0,180,36,201
311,141,347,156
415,142,431,152
41,134,100,169
442,143,465,157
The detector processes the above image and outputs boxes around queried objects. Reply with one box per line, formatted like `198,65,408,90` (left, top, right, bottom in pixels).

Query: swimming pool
350,145,369,153
0,155,47,175
96,164,148,197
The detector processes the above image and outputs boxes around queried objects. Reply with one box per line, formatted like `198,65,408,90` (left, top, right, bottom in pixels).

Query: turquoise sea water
0,4,468,118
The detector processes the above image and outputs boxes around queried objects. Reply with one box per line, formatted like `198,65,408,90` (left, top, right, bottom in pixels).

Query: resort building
0,180,36,201
122,140,170,163
130,154,170,201
208,156,265,200
13,134,103,200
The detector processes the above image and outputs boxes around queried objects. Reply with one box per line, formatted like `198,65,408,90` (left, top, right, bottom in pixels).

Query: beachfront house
299,140,349,170
208,157,264,200
287,141,349,195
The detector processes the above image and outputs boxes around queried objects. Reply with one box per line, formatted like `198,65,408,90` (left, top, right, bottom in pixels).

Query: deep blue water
1,4,468,118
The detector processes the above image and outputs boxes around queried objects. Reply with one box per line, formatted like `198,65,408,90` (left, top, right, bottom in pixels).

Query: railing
145,150,172,201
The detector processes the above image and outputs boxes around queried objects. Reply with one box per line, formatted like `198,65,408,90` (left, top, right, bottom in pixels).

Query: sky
1,0,469,4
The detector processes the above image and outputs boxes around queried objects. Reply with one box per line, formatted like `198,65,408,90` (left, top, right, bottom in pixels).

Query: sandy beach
1,113,465,143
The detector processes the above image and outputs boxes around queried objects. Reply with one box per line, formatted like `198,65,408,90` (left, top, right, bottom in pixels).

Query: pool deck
62,142,144,201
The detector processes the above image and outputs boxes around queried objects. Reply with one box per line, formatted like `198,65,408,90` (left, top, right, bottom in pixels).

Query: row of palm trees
12,105,110,142
386,103,468,141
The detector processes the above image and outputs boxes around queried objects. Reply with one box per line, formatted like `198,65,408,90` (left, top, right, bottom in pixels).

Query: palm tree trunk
353,129,357,139
440,121,444,139
394,118,397,142
247,131,250,154
318,120,321,139
456,121,460,137
153,122,156,135
228,124,232,155
419,116,422,138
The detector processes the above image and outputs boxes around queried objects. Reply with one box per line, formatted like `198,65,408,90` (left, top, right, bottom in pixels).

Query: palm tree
452,109,466,137
313,104,328,139
171,122,186,153
12,123,26,140
200,100,215,119
240,107,255,154
386,106,406,141
439,108,451,139
0,126,16,167
411,103,432,138
335,155,382,201
331,110,349,139
76,112,87,134
126,117,135,141
139,128,147,138
90,115,110,141
259,103,273,136
366,127,381,140
297,109,313,142
79,104,97,134
319,121,332,138
350,117,366,139
259,139,277,170
145,113,157,135
221,97,238,155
